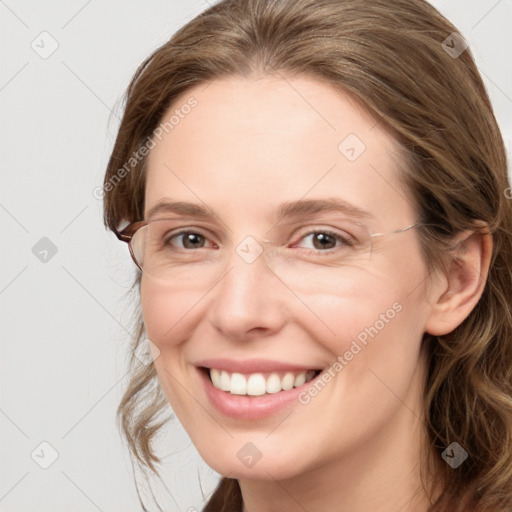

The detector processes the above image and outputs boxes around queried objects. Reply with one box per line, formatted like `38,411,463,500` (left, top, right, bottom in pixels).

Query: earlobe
424,225,493,337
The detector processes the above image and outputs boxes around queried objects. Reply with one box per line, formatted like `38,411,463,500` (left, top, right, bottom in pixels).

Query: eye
294,230,354,251
166,231,216,250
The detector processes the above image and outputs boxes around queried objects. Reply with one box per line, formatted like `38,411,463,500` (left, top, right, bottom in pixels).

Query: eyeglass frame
114,219,423,272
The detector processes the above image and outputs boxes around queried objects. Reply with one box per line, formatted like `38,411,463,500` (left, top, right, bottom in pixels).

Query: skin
141,75,492,512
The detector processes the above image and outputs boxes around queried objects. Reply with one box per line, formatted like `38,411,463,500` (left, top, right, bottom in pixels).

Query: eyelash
164,228,354,256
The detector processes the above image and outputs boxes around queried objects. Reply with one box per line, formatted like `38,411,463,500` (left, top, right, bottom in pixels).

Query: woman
102,0,512,510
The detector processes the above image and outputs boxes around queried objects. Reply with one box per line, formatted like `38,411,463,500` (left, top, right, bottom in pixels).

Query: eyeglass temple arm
370,222,421,239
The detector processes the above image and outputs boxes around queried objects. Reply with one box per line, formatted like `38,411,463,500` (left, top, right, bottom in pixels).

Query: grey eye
296,231,352,251
168,232,208,249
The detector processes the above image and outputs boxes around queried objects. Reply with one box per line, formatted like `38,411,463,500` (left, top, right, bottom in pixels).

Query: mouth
201,367,322,396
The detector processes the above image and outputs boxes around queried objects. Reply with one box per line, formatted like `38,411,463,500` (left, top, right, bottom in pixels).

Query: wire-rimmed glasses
114,217,422,280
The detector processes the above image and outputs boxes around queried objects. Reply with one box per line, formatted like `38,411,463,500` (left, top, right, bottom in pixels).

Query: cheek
297,264,420,346
140,277,200,348
295,258,429,407
287,285,426,464
140,281,169,340
140,278,200,417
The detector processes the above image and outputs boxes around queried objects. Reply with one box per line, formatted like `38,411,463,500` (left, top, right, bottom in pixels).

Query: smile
196,361,324,420
207,368,320,396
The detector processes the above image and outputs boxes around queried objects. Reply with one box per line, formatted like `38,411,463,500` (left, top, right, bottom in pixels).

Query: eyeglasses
115,217,421,283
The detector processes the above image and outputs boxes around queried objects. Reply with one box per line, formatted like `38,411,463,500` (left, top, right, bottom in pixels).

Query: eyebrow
146,197,374,222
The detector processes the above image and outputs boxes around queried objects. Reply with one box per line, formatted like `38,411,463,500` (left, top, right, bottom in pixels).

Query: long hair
102,0,512,510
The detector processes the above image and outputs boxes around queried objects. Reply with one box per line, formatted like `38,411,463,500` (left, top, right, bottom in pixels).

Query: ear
424,223,493,336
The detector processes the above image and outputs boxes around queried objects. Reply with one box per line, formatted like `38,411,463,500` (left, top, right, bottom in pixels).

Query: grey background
1,0,511,511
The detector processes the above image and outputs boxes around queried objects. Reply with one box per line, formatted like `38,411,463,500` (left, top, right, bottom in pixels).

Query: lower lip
198,368,317,421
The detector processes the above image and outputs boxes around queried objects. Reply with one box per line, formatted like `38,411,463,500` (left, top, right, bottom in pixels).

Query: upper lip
196,358,321,374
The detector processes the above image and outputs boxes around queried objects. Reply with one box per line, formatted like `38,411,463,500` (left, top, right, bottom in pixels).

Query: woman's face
141,75,434,480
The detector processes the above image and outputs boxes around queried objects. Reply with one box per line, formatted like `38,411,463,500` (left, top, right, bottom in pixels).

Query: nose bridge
208,234,286,337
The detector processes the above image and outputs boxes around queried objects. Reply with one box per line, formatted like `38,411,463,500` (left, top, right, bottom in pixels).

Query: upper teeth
209,369,317,396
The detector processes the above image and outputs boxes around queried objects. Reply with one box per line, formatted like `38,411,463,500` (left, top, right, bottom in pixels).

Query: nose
207,239,289,341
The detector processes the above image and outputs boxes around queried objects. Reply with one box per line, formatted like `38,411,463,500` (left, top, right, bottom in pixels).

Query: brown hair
103,0,512,510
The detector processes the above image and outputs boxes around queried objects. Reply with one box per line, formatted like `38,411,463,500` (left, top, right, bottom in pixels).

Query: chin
195,437,310,482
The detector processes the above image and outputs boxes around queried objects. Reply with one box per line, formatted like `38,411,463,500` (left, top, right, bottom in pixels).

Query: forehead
144,75,415,227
